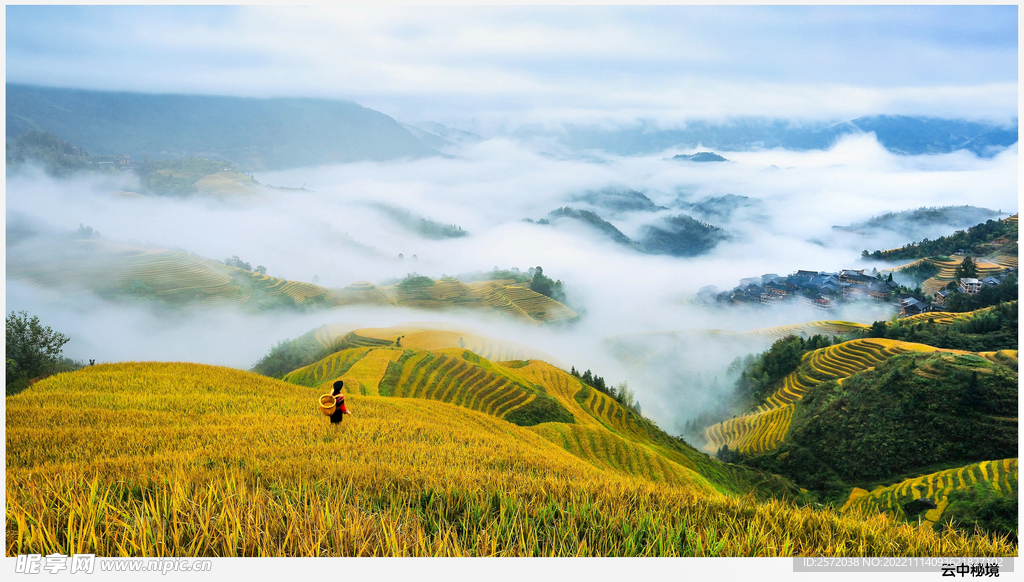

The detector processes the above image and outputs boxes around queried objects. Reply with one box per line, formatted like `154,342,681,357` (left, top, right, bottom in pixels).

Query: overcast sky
6,5,1018,129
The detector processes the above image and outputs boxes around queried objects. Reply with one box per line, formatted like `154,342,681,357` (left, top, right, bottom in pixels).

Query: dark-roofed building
899,298,927,317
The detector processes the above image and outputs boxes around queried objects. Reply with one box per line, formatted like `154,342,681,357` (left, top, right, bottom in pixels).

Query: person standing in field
330,380,352,424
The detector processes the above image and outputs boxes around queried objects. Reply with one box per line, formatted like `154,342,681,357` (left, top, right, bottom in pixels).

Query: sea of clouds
6,133,1017,432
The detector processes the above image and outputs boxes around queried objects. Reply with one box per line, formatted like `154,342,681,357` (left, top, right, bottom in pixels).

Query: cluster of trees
223,256,267,275
528,266,567,304
637,214,726,257
900,260,940,283
862,218,1016,261
416,218,467,239
6,131,94,177
955,256,978,279
251,338,327,379
849,206,998,230
397,273,435,289
6,311,80,396
373,205,468,240
74,224,100,239
458,267,532,284
569,366,640,414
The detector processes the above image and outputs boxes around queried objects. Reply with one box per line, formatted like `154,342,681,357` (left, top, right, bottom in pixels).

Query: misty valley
5,9,1020,563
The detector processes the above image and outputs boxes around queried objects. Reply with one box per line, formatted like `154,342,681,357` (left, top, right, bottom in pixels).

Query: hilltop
7,83,436,171
673,151,728,162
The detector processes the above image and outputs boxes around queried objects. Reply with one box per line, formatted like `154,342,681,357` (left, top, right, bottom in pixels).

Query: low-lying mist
6,133,1017,433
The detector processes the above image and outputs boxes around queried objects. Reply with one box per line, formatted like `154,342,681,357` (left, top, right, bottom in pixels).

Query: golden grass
7,363,1015,557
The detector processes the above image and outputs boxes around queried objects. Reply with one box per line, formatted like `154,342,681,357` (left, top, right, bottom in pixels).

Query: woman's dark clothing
329,394,349,424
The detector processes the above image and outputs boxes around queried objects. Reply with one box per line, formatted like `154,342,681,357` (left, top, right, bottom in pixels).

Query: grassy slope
7,363,1014,556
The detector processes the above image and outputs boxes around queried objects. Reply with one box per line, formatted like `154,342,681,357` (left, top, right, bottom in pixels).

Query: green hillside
746,351,1017,487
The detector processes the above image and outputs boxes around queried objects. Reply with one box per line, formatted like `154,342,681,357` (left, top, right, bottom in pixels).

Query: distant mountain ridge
518,115,1018,158
6,84,437,171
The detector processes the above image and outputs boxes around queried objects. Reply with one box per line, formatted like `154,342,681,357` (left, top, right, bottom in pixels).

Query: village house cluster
698,269,915,317
698,269,897,311
701,265,1015,318
933,269,1016,307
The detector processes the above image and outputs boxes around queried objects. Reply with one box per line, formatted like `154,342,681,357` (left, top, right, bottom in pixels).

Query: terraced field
703,339,954,454
978,350,1019,366
896,311,963,326
983,253,1018,270
385,348,540,420
355,327,553,363
895,303,1017,330
739,320,870,342
528,423,696,487
283,346,378,387
507,360,598,426
576,384,650,441
341,348,407,396
313,324,361,350
842,459,1019,528
705,405,794,456
499,284,579,323
289,346,544,423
